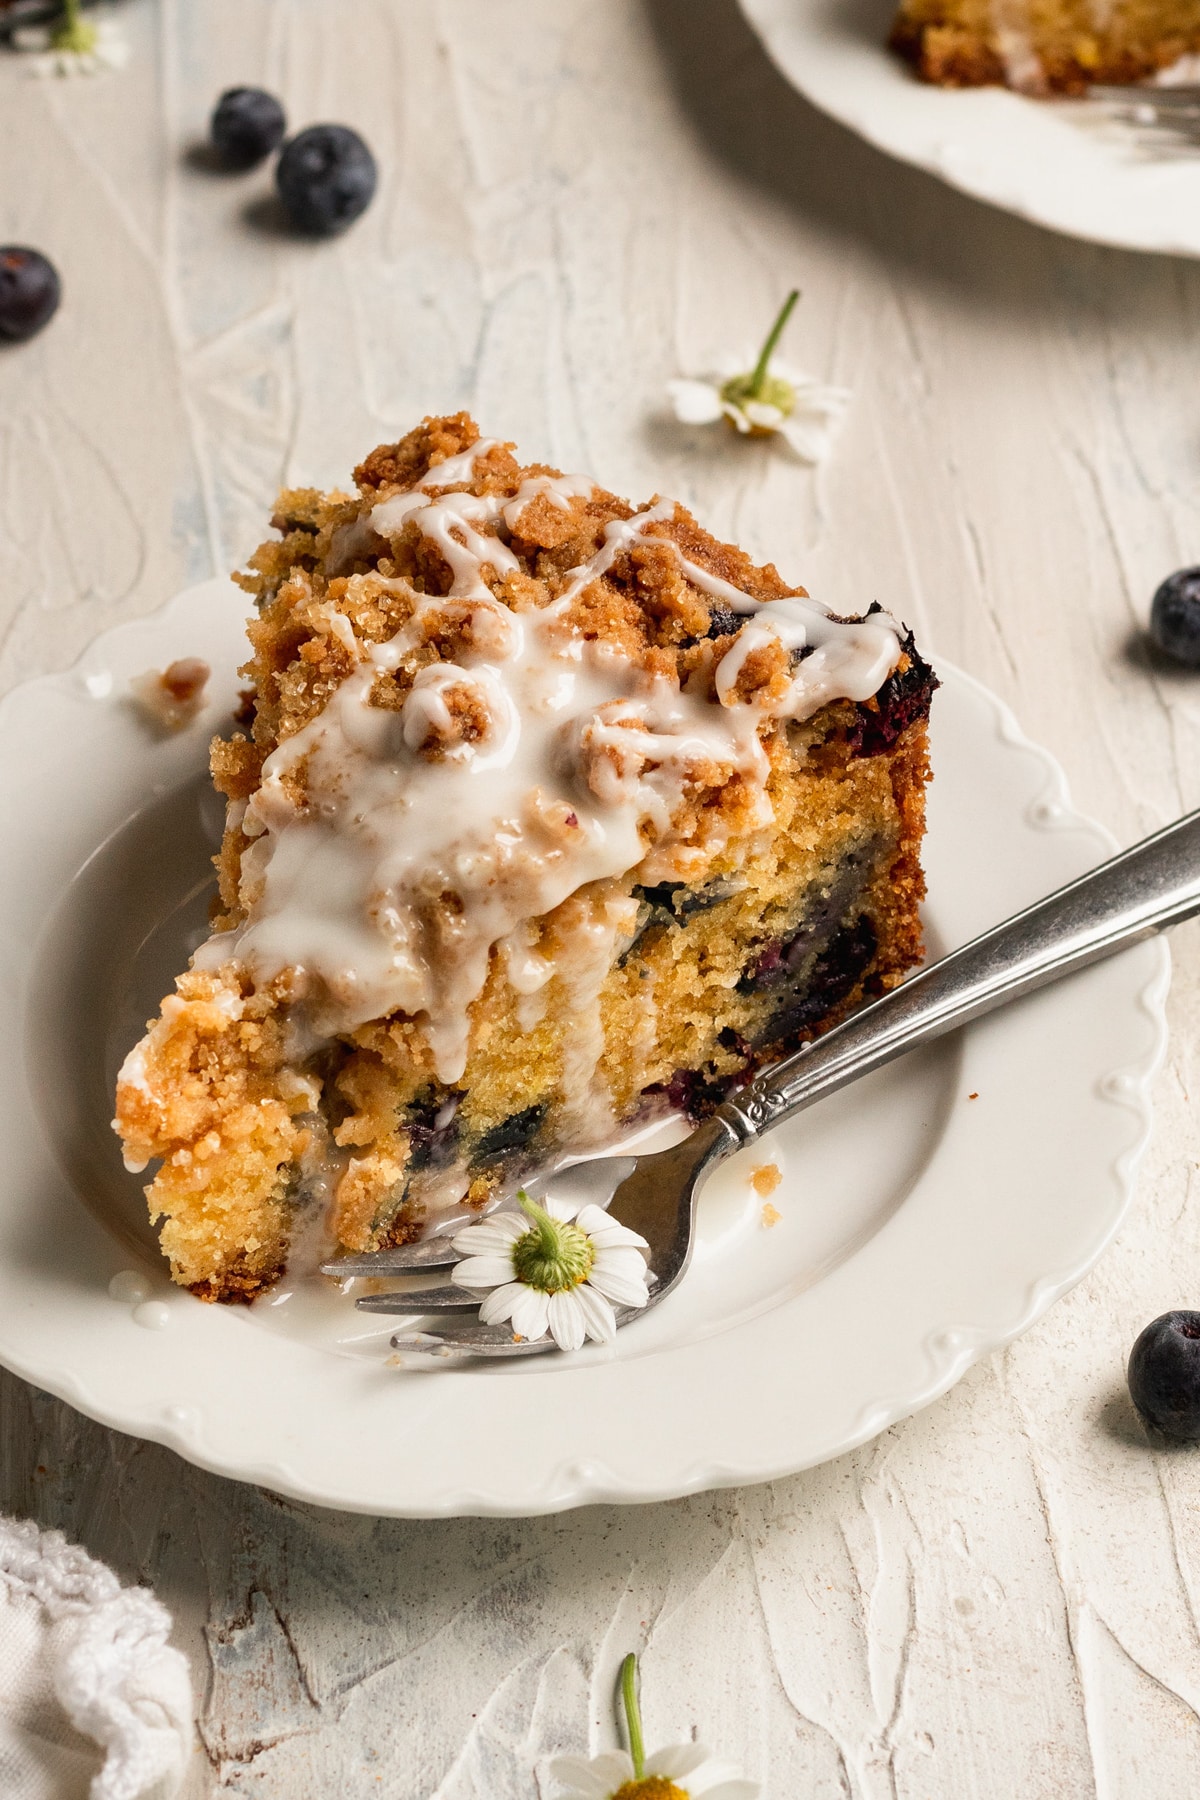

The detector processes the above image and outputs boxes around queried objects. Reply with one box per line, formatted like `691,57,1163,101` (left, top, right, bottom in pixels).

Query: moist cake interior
113,414,937,1302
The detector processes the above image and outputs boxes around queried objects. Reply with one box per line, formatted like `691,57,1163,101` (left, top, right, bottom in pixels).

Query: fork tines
1087,84,1200,123
320,1237,464,1277
1090,84,1200,105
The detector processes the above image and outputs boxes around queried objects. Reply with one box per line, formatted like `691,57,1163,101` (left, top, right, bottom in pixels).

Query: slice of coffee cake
889,0,1200,90
114,414,937,1302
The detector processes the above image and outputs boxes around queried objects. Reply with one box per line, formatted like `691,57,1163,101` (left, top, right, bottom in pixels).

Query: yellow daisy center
719,370,796,418
611,1780,690,1800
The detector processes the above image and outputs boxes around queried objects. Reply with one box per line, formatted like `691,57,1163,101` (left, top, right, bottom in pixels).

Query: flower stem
516,1189,558,1257
52,0,98,52
748,288,800,399
620,1653,646,1780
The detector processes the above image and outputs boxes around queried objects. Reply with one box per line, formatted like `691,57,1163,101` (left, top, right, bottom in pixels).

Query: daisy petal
451,1255,515,1290
452,1213,526,1253
547,1289,587,1352
586,1750,637,1786
453,1224,521,1252
575,1206,648,1250
542,1192,583,1221
448,1227,509,1258
591,1246,651,1280
573,1283,618,1343
587,1262,651,1307
647,1742,711,1779
742,400,784,429
688,1757,758,1797
478,1283,525,1325
580,1223,649,1256
667,378,725,425
448,1231,510,1261
719,400,754,434
510,1285,550,1341
547,1752,620,1798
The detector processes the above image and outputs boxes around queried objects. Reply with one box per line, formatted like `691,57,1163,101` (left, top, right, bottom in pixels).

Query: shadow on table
1095,1385,1148,1448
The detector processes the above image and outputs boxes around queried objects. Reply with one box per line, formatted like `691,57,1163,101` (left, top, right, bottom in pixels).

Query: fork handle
714,805,1200,1148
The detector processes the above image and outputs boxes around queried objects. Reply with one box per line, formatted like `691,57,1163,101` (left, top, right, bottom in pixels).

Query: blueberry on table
210,87,287,168
1150,568,1200,668
1127,1311,1200,1440
276,125,377,235
0,247,60,343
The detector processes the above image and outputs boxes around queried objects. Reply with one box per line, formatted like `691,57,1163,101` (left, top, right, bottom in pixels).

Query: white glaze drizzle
196,445,906,1098
553,896,640,1140
503,473,594,534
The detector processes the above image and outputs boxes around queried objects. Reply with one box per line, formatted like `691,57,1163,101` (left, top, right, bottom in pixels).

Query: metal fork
326,805,1200,1360
1086,84,1200,149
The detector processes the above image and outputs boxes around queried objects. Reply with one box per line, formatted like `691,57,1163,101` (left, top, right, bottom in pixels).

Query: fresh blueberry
0,247,60,343
1127,1311,1200,1440
276,124,377,235
210,87,287,169
1150,568,1200,668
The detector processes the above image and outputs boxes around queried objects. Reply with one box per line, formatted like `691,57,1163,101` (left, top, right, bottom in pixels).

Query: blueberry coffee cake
890,0,1200,90
113,414,937,1302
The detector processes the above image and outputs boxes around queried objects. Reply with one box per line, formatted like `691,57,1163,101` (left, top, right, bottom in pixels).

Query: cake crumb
130,658,211,731
968,1091,979,1100
750,1161,782,1196
761,1202,782,1229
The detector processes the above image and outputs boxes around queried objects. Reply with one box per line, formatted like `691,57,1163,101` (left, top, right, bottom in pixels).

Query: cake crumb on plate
750,1161,783,1196
761,1202,782,1228
129,658,210,731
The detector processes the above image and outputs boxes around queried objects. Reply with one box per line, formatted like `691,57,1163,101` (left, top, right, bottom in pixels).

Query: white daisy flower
667,288,849,465
450,1189,651,1351
550,1743,758,1800
13,1,129,76
550,1655,759,1800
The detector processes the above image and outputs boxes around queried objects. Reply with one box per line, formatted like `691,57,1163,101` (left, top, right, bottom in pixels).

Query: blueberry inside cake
113,413,937,1303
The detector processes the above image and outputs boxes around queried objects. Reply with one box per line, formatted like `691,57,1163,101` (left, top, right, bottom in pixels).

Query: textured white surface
2,0,1200,1793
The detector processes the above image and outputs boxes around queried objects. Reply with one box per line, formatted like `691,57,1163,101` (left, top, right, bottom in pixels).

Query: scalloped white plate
740,0,1200,257
0,579,1169,1516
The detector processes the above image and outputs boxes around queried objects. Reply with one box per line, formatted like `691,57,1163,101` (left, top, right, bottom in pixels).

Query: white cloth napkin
0,1515,192,1800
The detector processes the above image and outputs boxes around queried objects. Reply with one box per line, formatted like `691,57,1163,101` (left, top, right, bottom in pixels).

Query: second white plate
740,0,1200,257
0,580,1169,1515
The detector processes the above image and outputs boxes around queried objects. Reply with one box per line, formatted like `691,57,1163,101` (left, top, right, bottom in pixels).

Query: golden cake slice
113,413,937,1303
890,0,1200,89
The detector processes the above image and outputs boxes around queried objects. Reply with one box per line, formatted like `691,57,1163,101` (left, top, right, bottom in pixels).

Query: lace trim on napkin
0,1515,192,1800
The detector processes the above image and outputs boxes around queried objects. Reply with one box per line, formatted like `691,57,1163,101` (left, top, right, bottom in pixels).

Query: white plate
740,0,1200,257
0,580,1168,1516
